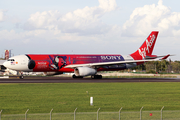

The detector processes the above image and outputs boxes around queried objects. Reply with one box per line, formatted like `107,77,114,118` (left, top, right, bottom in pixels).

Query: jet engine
74,67,97,76
28,60,36,69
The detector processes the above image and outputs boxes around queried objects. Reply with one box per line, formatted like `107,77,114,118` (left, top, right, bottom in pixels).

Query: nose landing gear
20,75,24,79
19,72,24,79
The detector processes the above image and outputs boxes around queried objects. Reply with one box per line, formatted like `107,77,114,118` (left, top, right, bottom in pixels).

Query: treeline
131,60,180,74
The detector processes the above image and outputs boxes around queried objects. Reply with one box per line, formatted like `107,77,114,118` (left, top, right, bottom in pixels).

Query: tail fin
130,31,159,60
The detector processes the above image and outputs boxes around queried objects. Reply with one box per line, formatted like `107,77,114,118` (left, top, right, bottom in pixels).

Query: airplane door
21,58,26,65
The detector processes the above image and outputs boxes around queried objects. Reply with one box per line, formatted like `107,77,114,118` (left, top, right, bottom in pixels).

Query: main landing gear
72,74,83,78
91,75,102,79
72,74,102,79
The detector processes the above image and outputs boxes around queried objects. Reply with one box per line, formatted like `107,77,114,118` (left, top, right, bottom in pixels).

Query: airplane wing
64,56,168,69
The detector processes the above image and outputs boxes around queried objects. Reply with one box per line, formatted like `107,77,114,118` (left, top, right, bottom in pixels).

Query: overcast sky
0,0,180,60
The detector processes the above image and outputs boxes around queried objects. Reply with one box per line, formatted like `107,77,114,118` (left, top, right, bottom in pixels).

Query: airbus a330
3,31,170,79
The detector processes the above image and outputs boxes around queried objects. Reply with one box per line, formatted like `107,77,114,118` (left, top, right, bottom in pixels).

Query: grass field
0,82,180,114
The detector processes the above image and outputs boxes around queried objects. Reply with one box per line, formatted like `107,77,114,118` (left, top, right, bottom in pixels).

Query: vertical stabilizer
130,31,159,60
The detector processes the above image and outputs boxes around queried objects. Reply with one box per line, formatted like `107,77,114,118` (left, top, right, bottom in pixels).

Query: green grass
0,82,180,115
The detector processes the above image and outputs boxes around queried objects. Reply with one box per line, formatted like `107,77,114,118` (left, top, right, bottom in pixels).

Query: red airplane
3,31,170,79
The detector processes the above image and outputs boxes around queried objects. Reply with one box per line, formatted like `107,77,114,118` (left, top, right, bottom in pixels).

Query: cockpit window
7,59,15,61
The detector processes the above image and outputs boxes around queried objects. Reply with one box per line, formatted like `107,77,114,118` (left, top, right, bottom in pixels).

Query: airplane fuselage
4,54,138,73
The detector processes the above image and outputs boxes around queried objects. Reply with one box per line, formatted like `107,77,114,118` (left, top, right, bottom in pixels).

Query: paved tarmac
0,76,179,83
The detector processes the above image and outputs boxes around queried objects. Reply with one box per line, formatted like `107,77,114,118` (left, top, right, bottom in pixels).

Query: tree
171,61,180,73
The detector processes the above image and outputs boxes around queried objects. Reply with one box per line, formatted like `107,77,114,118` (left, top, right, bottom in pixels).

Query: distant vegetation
130,60,180,74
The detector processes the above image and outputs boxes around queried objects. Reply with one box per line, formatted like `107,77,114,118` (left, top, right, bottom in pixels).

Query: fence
1,107,180,120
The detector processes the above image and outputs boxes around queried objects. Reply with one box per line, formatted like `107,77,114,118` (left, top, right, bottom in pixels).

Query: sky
0,0,180,61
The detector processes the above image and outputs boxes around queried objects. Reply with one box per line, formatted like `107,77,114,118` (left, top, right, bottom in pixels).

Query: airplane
3,31,171,79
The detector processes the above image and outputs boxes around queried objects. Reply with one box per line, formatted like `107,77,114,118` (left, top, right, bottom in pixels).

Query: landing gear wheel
19,72,24,79
72,74,83,79
91,75,102,79
20,75,24,79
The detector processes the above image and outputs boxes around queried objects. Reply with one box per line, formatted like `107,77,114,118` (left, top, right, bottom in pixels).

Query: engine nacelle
28,60,36,69
74,67,97,77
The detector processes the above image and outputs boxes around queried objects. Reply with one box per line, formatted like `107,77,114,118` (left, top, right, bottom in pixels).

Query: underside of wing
64,58,160,69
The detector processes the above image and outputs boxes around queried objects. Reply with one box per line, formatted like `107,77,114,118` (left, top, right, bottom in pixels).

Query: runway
0,76,179,83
